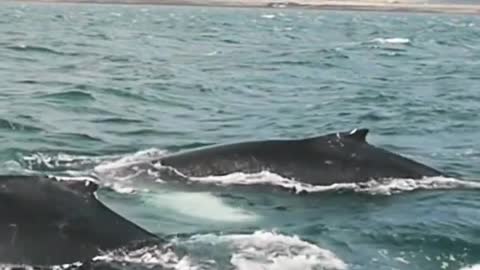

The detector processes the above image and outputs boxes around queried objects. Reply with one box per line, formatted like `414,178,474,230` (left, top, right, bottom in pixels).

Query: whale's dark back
160,129,443,185
0,175,157,266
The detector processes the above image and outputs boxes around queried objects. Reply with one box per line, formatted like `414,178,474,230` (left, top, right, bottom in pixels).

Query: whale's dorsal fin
345,128,369,142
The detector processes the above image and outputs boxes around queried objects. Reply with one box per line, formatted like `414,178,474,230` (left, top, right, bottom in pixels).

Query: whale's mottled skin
159,128,443,185
0,175,158,266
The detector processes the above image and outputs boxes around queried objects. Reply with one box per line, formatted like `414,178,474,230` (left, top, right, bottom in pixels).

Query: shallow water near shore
1,2,480,270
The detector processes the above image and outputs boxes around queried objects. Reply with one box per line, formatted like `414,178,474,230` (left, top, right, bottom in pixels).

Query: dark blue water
1,2,480,270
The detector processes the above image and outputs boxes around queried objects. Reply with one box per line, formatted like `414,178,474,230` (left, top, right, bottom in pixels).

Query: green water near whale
1,2,480,269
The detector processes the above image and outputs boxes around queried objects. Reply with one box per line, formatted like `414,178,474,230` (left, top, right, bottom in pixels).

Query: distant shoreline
8,0,480,15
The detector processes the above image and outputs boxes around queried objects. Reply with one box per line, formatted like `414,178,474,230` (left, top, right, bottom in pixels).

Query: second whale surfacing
0,175,159,267
159,128,444,185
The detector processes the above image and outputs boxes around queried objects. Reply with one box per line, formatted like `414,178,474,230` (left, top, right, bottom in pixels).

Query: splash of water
180,230,348,270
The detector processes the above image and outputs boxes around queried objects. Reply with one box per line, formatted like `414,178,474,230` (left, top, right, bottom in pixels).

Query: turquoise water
1,2,480,270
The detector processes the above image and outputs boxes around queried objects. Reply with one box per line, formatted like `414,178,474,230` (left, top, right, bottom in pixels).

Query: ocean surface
1,2,480,270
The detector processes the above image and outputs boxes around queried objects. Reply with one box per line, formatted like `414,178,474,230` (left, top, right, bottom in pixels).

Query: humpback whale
0,175,158,266
159,128,444,185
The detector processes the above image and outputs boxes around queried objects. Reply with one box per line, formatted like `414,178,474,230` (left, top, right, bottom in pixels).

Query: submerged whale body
0,175,158,266
160,128,444,185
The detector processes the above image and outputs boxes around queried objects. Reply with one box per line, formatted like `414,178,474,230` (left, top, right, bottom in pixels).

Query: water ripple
5,44,81,56
38,90,96,102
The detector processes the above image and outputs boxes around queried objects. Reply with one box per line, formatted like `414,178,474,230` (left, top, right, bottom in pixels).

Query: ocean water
1,2,480,270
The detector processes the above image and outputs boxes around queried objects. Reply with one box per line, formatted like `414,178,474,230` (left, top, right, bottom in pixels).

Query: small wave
261,14,276,19
47,133,105,147
101,55,131,63
6,44,80,56
92,117,143,124
461,265,480,270
15,79,38,84
101,87,151,102
372,38,411,44
117,129,164,136
180,230,347,270
0,118,43,133
189,171,480,195
206,50,220,56
38,90,95,102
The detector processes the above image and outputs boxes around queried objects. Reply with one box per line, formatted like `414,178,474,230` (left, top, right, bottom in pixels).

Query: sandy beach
9,0,480,14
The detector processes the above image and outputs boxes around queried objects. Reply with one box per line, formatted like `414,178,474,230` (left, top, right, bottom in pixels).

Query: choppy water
1,2,480,270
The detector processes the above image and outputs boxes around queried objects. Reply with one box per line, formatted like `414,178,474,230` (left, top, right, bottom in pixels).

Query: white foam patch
105,182,139,194
372,37,411,44
350,176,480,195
94,148,167,174
261,14,276,19
92,148,169,192
189,171,480,195
144,191,257,223
460,265,480,270
19,149,169,194
183,230,348,270
23,152,115,170
20,149,167,195
92,245,197,270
